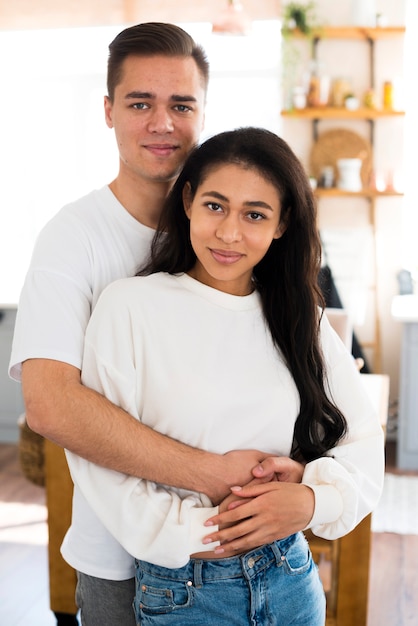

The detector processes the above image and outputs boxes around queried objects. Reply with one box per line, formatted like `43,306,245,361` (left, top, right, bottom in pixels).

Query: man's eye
174,104,192,113
132,102,148,110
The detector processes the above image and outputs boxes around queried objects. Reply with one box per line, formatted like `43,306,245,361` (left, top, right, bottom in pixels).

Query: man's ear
104,96,113,129
183,182,192,219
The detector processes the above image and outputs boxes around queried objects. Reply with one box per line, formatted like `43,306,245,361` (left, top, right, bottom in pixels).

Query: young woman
65,127,384,625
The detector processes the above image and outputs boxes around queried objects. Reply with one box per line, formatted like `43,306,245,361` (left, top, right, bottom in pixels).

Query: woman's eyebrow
201,191,274,211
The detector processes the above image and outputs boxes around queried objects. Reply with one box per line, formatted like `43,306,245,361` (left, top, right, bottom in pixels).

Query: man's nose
147,107,174,133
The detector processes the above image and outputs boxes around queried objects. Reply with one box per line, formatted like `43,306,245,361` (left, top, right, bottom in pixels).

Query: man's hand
205,449,273,505
252,456,305,484
202,482,315,557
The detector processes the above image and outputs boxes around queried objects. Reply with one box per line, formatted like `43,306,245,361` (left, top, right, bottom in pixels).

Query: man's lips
144,144,178,157
209,248,244,264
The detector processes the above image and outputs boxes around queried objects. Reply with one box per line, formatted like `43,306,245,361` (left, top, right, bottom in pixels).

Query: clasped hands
199,456,315,558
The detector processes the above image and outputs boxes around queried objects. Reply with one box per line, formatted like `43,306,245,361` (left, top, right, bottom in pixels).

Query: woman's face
183,163,286,296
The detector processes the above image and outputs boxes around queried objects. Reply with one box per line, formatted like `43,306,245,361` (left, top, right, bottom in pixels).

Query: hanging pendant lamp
212,0,251,35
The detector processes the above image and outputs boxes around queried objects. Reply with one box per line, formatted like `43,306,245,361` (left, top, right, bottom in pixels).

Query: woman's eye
248,211,265,221
206,202,223,212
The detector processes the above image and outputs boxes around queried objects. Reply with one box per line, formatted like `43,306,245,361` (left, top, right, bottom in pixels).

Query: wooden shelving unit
281,25,405,375
282,25,405,626
289,25,405,40
314,188,403,198
282,107,404,119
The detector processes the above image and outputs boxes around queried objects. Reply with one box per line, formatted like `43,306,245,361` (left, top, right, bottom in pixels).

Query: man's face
105,54,206,185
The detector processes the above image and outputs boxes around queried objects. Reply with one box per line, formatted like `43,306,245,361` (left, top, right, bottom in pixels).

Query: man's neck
108,175,172,230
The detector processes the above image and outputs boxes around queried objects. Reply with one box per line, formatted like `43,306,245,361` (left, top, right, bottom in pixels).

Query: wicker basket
310,128,373,188
18,414,45,487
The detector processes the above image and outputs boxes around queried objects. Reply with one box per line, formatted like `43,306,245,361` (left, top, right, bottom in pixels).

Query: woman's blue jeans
133,532,325,625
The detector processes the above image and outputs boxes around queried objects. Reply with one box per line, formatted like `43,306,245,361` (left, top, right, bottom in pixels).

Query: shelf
287,26,405,41
283,23,405,377
314,188,403,199
281,107,405,120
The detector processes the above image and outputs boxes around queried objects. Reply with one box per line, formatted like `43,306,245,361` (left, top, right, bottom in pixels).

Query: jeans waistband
135,533,300,586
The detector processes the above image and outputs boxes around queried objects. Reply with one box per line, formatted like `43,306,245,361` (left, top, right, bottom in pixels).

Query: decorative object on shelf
292,85,307,109
281,1,323,108
310,128,372,188
351,0,376,27
331,77,352,107
344,93,360,110
212,0,251,35
364,88,378,109
382,80,395,110
282,1,320,37
319,165,334,188
337,158,363,191
306,59,330,107
375,13,388,28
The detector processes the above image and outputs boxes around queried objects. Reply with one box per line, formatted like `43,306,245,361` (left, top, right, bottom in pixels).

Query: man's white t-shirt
9,185,154,578
9,186,155,379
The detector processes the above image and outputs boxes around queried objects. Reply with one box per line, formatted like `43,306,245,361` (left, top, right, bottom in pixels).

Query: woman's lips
210,249,243,264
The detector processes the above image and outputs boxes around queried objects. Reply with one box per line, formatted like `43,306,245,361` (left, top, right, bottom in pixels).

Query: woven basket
310,128,373,187
18,414,45,487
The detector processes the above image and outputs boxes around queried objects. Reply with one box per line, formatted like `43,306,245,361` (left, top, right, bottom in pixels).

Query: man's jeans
134,533,325,625
76,571,135,625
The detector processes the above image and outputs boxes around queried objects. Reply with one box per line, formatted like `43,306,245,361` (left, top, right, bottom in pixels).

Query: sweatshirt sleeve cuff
188,506,220,554
302,483,344,530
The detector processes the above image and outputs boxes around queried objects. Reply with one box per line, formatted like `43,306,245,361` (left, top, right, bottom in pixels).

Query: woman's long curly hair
138,127,347,462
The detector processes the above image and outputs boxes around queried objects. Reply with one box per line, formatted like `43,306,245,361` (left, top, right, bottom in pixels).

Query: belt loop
193,559,203,588
270,540,285,566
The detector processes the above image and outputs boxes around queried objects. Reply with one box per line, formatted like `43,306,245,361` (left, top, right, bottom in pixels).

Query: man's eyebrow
125,91,153,99
125,91,197,102
171,94,198,103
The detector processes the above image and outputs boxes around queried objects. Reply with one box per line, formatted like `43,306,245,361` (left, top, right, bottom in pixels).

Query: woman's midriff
190,546,261,560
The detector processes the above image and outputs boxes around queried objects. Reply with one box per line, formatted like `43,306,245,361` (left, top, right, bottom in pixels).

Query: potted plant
282,1,320,38
281,2,323,110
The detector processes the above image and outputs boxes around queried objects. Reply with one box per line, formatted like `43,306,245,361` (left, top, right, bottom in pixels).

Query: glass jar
383,81,394,110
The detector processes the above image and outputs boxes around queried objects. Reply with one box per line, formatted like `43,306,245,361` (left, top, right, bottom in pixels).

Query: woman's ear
273,220,287,240
182,182,192,219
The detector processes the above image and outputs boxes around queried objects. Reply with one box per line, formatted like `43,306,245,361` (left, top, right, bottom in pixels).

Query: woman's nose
216,216,242,243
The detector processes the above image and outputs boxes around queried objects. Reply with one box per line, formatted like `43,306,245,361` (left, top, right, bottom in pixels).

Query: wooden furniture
392,295,418,470
307,373,389,626
282,26,405,373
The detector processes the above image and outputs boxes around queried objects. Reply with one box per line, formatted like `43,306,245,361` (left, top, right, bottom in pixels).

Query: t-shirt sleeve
9,214,93,380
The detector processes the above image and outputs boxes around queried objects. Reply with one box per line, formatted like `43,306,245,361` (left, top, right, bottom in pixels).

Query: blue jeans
133,533,325,625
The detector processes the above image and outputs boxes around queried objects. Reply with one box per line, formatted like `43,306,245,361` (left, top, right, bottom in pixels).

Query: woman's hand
202,481,314,557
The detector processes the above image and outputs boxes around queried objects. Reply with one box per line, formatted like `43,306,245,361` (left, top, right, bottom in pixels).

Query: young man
9,23,275,625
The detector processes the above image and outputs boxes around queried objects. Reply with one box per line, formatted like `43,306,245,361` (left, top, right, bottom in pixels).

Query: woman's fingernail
231,485,242,492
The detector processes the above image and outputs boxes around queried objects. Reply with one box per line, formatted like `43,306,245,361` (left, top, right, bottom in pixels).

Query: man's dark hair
107,22,209,101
